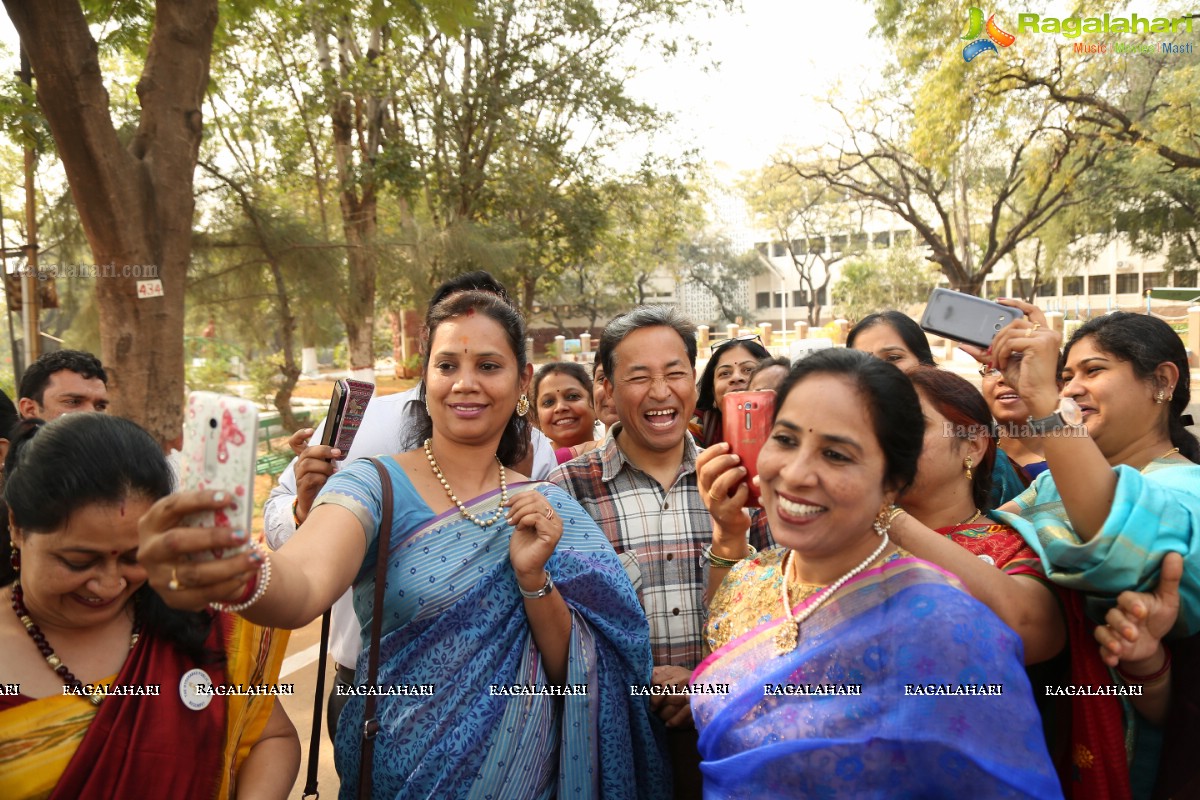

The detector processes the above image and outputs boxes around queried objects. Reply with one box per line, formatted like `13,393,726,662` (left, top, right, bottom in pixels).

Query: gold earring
964,456,973,482
1155,390,1165,405
516,394,530,416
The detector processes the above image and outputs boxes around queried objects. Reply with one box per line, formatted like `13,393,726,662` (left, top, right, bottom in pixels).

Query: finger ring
168,566,182,592
544,507,554,520
1028,323,1041,336
708,489,721,501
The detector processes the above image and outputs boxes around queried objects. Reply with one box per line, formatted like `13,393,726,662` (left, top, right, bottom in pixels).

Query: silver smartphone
919,288,1023,347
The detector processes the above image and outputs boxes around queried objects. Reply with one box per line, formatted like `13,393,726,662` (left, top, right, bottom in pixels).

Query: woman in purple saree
693,349,1061,799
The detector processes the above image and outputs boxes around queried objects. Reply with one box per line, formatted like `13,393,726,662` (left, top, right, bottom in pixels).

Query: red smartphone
319,379,374,460
722,391,776,507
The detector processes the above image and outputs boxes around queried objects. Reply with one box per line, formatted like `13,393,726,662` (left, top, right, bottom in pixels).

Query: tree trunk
5,0,218,449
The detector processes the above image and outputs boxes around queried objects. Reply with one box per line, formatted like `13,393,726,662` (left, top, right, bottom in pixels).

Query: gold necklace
1157,447,1180,461
775,536,890,655
424,438,507,528
959,508,982,526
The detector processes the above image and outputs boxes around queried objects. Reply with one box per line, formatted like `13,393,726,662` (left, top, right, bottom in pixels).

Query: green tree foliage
834,245,940,321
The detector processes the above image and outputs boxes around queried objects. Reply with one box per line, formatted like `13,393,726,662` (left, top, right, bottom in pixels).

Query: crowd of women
1,277,1196,799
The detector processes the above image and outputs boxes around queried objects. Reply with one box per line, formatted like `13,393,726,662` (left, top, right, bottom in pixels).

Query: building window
755,242,768,256
873,231,890,248
985,280,1005,298
791,290,805,307
771,242,786,258
1143,272,1166,290
1011,278,1032,298
808,236,825,254
1089,275,1110,295
893,230,912,245
755,291,770,309
1175,269,1198,287
1116,274,1140,294
830,234,848,253
1037,280,1056,297
1062,276,1083,295
851,232,869,250
816,287,828,306
791,239,807,255
773,292,785,308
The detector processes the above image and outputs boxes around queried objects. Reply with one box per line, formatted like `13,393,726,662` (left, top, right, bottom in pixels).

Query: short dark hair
907,366,996,510
599,306,697,379
429,270,512,308
1064,312,1198,462
696,339,772,412
532,362,593,409
846,311,935,367
408,290,530,466
774,348,924,493
1,414,213,660
19,349,107,404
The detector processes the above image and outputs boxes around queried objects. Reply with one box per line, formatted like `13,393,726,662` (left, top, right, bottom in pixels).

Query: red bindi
466,307,476,316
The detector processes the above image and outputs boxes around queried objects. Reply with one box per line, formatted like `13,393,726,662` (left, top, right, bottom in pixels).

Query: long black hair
3,414,216,661
406,290,531,466
774,348,925,494
1063,312,1198,462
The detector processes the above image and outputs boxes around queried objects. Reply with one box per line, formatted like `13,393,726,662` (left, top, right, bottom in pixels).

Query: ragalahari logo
961,7,1017,61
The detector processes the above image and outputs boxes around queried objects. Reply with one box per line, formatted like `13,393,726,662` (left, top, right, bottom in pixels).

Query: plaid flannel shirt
548,425,772,670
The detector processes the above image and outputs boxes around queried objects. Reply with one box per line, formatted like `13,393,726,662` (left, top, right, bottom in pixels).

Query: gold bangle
704,544,757,568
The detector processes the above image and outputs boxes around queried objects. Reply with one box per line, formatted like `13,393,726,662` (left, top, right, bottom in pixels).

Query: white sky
620,0,885,174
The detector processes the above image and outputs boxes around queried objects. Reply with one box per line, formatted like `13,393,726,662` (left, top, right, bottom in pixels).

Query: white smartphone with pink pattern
179,391,258,560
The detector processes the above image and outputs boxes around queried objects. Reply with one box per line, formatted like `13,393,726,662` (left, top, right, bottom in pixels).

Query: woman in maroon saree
0,415,297,799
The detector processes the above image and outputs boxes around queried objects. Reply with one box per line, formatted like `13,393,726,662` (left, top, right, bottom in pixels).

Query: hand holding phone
722,391,775,507
919,287,1023,348
179,392,258,560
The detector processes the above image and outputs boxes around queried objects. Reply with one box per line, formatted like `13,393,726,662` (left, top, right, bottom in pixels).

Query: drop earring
516,394,530,416
964,456,973,482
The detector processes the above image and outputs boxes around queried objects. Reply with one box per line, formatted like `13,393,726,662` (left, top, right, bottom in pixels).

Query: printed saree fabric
692,553,1063,799
0,609,286,800
998,459,1200,634
314,457,669,800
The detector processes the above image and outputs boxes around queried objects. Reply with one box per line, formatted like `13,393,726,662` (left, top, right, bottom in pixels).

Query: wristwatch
518,572,555,599
1027,398,1083,436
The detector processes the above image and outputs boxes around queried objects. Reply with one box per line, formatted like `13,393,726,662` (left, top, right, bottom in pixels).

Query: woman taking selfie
139,290,668,799
531,362,600,463
0,415,297,799
978,311,1200,799
693,349,1059,797
692,334,771,447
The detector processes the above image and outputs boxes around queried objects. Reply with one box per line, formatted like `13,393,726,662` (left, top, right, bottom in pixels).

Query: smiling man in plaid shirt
548,306,772,797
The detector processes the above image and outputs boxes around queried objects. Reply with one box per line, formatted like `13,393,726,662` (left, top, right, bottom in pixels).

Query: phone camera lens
208,418,218,429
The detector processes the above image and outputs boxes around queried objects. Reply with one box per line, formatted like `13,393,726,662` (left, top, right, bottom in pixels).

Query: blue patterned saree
314,457,669,799
691,555,1062,799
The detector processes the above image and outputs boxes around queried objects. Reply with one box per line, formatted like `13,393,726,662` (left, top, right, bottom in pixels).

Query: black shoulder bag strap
299,456,393,800
358,456,393,799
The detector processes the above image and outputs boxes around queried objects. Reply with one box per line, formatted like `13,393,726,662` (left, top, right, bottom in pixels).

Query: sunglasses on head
709,333,763,355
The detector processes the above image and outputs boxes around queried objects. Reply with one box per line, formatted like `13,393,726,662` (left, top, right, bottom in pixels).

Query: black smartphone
319,379,374,460
919,288,1023,348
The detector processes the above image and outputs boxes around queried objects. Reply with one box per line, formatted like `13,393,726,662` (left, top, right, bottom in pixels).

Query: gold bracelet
704,543,757,569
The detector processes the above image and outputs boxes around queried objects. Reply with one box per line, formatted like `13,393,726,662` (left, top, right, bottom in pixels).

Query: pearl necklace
424,438,508,528
11,579,139,705
775,535,891,655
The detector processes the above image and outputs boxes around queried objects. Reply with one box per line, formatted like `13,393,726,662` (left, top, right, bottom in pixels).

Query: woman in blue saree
692,349,1061,798
139,289,669,799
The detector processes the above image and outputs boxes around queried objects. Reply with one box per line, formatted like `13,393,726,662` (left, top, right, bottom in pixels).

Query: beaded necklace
10,580,139,705
424,438,508,527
